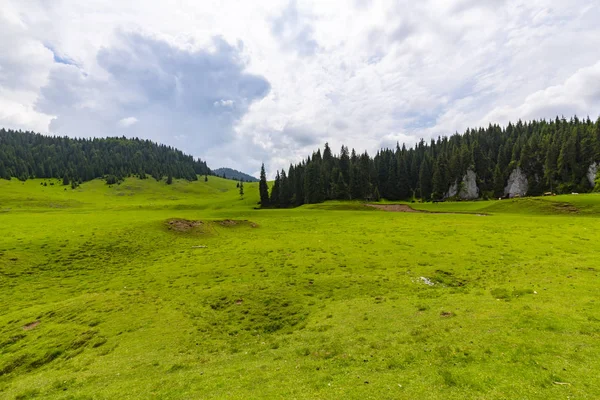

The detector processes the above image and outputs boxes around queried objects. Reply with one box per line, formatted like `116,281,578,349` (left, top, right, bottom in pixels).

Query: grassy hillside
0,176,259,212
1,179,600,399
407,194,600,215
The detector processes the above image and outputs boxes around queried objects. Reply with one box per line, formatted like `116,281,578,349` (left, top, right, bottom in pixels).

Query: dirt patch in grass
166,219,205,232
366,204,487,216
551,202,579,213
23,321,40,331
216,219,258,228
366,204,419,212
165,219,258,233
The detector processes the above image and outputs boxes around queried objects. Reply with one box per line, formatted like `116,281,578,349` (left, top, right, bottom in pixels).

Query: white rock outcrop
445,170,479,199
504,167,528,198
446,182,458,198
460,170,479,199
587,162,598,187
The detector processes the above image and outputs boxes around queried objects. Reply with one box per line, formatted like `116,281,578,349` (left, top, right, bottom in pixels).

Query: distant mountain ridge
213,167,259,182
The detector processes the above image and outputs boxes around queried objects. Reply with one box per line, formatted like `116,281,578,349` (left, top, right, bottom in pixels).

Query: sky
1,0,600,177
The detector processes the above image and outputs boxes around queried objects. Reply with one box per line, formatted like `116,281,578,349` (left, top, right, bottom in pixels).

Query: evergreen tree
397,156,410,200
204,174,208,182
431,158,447,201
0,162,8,180
334,171,349,200
349,164,361,200
279,170,291,207
259,163,270,207
339,146,350,184
304,162,323,203
373,186,381,202
166,174,173,185
62,173,70,186
493,165,504,198
419,157,432,201
544,140,558,192
239,181,244,198
270,171,281,205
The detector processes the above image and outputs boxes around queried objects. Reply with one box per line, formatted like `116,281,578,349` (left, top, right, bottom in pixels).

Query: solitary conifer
259,164,270,207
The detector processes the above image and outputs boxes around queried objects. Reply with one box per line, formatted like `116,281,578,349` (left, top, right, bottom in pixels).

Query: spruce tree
492,165,504,198
373,186,381,202
239,181,244,198
279,170,290,207
419,157,432,201
349,164,361,200
431,159,445,201
339,146,350,184
397,156,410,200
0,162,8,180
334,171,349,200
270,172,281,205
304,162,320,203
259,163,270,207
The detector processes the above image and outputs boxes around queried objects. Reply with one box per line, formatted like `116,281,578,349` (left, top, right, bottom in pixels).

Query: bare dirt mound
366,204,420,212
165,219,258,233
23,320,40,330
216,219,259,228
166,219,205,232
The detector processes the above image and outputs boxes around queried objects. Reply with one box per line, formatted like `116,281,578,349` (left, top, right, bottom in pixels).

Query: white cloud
481,61,600,125
214,99,235,108
118,116,138,127
1,0,599,176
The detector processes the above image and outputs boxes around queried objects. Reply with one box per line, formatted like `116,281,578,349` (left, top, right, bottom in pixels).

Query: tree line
0,129,210,183
259,116,600,207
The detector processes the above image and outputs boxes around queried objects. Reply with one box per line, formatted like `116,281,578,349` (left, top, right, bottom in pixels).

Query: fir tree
493,165,504,198
431,159,447,201
373,186,381,202
259,163,270,207
279,170,291,208
334,171,349,200
270,172,281,205
419,157,432,201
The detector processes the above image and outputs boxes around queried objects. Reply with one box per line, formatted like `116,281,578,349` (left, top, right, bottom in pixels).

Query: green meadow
1,177,599,399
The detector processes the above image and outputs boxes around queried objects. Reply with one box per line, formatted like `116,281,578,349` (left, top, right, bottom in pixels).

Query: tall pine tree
259,163,270,207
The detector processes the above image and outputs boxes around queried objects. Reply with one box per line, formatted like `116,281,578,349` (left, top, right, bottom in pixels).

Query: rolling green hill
1,179,599,399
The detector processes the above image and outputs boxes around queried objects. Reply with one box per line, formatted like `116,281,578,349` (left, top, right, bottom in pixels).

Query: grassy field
1,178,599,399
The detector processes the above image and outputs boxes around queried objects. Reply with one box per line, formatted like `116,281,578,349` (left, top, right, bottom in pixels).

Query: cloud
0,5,54,131
2,0,600,176
271,0,319,56
35,32,270,153
214,99,235,107
482,62,600,125
118,116,138,127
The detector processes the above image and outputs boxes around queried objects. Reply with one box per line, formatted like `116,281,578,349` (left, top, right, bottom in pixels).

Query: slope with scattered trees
259,116,600,207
